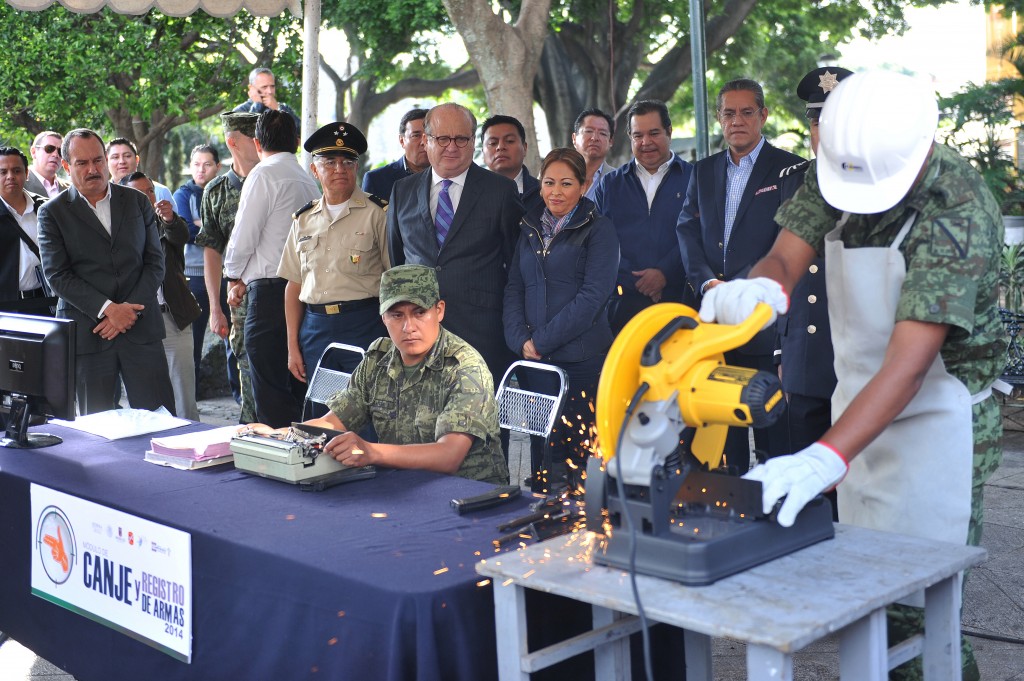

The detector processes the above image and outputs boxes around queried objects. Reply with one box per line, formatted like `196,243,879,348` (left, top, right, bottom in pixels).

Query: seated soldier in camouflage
301,264,509,485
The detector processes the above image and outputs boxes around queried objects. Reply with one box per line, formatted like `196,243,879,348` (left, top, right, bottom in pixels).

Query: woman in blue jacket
504,147,619,492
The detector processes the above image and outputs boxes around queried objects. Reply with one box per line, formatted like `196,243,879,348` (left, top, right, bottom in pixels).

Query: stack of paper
145,426,239,470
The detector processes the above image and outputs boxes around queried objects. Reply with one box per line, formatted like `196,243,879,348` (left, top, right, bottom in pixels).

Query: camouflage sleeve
897,191,1000,334
773,161,841,257
434,354,499,442
196,184,226,252
325,357,371,432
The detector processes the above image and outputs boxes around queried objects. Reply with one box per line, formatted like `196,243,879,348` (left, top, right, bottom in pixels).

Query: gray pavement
2,397,1023,679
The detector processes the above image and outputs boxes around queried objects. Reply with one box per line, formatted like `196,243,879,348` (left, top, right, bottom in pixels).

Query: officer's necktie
435,179,454,247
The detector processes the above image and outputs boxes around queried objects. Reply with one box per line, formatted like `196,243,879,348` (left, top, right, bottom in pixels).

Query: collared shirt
277,189,390,304
634,152,675,209
79,184,115,317
85,184,114,235
584,162,611,200
429,167,469,220
223,152,320,282
513,167,525,195
723,136,766,250
1,189,42,290
29,169,63,198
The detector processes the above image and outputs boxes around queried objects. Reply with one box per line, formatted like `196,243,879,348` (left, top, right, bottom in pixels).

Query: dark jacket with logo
503,197,619,363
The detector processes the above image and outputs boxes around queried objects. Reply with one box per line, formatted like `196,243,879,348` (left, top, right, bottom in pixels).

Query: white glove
742,442,848,528
698,277,789,327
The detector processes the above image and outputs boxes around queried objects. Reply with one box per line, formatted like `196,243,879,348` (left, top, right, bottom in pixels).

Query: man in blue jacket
593,100,694,333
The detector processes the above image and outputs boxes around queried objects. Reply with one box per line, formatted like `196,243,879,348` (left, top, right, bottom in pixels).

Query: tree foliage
0,4,302,184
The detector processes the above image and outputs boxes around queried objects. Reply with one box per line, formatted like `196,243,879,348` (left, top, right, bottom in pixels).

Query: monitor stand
1,395,62,449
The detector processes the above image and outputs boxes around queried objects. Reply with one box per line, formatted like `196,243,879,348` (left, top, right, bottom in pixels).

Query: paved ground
2,397,1023,679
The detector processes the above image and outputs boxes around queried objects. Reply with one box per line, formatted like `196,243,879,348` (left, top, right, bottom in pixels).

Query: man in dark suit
362,108,428,201
481,114,543,215
0,147,54,316
676,78,804,470
387,102,523,395
37,129,175,415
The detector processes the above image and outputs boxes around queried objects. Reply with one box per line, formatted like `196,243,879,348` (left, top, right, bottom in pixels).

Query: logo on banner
35,505,77,585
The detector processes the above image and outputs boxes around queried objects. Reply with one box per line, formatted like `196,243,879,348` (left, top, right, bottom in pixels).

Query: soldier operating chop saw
585,303,834,585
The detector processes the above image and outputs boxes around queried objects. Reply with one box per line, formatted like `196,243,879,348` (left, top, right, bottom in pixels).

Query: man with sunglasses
387,103,522,451
676,78,805,471
277,122,390,406
25,132,69,198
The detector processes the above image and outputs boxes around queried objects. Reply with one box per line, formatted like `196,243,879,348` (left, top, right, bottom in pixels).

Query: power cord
612,381,654,681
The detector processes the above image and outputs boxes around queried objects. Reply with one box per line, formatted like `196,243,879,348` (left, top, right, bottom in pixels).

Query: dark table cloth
0,423,534,680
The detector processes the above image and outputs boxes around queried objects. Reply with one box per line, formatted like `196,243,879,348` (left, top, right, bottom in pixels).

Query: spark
371,512,388,518
477,579,491,587
327,637,338,646
433,567,449,575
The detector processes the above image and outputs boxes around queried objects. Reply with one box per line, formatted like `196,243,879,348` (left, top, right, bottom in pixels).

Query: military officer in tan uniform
278,122,390,401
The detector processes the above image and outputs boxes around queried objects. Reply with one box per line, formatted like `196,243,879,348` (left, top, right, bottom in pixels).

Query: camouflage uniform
326,265,508,485
325,327,508,484
776,143,1003,681
197,167,256,424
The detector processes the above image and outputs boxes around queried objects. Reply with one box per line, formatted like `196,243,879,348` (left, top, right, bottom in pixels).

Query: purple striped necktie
435,178,454,247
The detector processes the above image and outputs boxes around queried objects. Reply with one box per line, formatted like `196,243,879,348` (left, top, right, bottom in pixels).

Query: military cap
303,122,368,159
797,67,854,119
379,265,440,314
220,111,259,137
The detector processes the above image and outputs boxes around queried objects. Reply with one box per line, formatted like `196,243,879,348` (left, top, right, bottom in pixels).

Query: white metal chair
495,360,569,489
495,360,569,437
301,343,366,420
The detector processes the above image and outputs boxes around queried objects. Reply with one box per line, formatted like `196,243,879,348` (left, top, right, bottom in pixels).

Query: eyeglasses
34,144,60,154
578,128,611,140
316,157,358,172
718,108,763,122
427,135,472,148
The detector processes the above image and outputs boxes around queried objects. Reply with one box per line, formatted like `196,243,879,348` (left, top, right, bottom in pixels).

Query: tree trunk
535,0,759,167
442,0,551,172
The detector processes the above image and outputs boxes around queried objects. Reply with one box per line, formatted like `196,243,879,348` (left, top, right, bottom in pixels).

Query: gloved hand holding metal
698,277,789,327
743,442,848,527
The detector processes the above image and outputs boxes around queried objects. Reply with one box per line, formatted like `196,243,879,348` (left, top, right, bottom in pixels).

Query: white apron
825,212,972,546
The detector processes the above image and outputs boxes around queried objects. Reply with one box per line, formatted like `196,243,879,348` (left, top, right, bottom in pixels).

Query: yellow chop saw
585,303,834,585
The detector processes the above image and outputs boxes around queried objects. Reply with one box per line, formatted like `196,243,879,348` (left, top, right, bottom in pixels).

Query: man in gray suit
387,103,523,390
37,128,175,415
25,131,69,198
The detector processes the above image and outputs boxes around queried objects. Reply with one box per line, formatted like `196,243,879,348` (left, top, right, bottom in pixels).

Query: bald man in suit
387,103,523,389
37,128,175,415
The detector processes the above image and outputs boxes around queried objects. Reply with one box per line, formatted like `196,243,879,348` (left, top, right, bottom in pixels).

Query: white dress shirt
0,189,42,290
223,152,320,283
634,152,675,209
429,167,470,221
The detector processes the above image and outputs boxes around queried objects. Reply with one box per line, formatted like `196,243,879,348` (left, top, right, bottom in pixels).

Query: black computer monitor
0,312,76,449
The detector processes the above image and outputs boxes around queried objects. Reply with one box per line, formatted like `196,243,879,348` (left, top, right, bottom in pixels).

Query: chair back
495,360,569,438
302,343,366,420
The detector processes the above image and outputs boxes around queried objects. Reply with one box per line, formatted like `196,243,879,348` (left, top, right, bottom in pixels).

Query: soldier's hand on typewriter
743,442,847,527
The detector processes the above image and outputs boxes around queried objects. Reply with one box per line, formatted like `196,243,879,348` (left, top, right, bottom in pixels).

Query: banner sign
30,484,193,662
